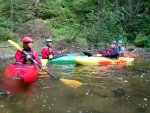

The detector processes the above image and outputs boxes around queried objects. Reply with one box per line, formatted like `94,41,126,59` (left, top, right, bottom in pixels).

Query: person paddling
41,37,61,59
97,40,119,59
15,36,42,65
118,40,125,57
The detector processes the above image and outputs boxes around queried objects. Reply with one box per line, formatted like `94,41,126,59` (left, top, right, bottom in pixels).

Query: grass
143,48,150,51
0,41,16,56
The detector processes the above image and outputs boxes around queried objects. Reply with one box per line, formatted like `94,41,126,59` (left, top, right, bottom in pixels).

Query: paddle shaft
23,51,57,78
8,40,83,87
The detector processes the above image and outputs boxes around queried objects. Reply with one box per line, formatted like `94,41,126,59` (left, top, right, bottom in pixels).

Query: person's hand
49,55,53,60
40,66,45,70
26,55,31,60
97,54,102,57
58,51,62,54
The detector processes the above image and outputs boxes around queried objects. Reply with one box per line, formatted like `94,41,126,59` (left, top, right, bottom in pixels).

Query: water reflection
0,56,150,113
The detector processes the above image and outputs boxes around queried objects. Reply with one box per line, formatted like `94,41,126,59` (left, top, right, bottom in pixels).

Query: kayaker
41,37,61,59
97,40,119,59
118,40,125,57
15,36,42,64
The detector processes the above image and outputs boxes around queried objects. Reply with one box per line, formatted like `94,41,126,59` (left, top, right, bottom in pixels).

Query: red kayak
3,63,39,95
4,63,39,83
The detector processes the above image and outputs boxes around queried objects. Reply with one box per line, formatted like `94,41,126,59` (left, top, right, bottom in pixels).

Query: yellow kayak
73,57,134,65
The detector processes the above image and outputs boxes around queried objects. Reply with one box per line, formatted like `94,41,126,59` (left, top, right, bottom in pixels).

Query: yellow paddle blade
61,48,67,53
41,59,48,66
8,40,22,51
59,78,83,88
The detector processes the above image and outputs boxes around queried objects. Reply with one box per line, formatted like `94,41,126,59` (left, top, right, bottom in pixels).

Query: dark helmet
45,37,53,46
110,40,117,45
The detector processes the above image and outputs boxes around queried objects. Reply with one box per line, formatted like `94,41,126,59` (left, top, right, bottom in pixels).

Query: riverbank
0,55,14,61
0,46,149,62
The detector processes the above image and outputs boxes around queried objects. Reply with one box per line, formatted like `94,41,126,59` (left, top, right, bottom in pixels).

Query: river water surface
0,56,150,113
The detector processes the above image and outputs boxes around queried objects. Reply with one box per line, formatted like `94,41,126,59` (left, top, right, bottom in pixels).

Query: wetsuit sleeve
41,47,49,59
33,50,42,65
15,50,24,63
52,50,59,57
102,48,119,58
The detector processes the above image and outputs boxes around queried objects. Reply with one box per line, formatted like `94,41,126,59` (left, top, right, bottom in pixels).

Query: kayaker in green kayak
97,40,119,59
41,37,61,59
15,36,42,64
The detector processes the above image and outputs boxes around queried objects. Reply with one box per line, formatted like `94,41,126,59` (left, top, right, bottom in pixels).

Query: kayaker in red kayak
41,37,61,59
117,40,125,57
15,36,42,64
97,40,119,59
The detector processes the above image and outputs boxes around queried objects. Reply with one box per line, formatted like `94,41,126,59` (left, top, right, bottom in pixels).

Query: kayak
73,57,134,65
4,63,39,83
3,63,39,95
46,54,88,64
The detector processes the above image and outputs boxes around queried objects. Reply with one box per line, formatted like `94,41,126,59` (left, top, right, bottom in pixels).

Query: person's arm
15,50,24,63
33,50,42,65
102,48,119,58
41,47,49,59
52,50,60,57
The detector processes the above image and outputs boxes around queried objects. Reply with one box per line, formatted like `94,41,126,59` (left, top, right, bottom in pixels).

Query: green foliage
127,47,134,51
125,15,150,42
81,1,127,48
0,0,149,49
1,0,35,29
0,17,13,41
134,36,150,47
35,0,76,27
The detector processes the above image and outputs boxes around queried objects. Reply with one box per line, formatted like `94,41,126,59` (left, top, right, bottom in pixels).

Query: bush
0,17,13,41
127,47,134,51
134,36,150,47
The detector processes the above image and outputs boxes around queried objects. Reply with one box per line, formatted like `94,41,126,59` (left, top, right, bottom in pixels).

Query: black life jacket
22,49,34,64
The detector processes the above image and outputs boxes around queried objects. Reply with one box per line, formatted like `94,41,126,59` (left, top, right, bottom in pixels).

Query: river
0,56,150,113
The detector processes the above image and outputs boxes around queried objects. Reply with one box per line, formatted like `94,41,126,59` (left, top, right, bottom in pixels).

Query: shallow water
0,56,150,113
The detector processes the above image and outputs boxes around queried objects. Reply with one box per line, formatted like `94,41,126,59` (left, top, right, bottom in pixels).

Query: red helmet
22,37,34,43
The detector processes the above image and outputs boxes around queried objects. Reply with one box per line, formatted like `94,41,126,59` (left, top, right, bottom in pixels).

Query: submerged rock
112,87,126,97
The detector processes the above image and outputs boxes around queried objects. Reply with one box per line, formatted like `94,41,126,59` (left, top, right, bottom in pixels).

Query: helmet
22,37,34,43
118,40,123,44
45,38,53,46
110,40,117,44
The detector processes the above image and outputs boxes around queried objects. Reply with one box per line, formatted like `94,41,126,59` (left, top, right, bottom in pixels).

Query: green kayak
41,54,88,64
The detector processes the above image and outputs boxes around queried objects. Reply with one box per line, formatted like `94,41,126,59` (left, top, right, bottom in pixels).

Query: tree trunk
33,0,40,7
128,0,133,21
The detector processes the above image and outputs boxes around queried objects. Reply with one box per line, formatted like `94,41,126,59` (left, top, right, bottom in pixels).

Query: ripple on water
0,57,150,113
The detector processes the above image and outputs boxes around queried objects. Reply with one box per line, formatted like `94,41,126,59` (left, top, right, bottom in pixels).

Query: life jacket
22,49,34,64
106,49,112,54
118,47,124,57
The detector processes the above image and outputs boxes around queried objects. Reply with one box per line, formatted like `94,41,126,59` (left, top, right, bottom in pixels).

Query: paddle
83,51,133,58
8,40,83,88
61,48,67,53
8,40,56,78
83,52,95,57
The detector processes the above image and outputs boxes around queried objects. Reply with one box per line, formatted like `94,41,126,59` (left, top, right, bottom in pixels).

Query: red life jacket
15,49,41,64
106,49,112,54
41,47,59,59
